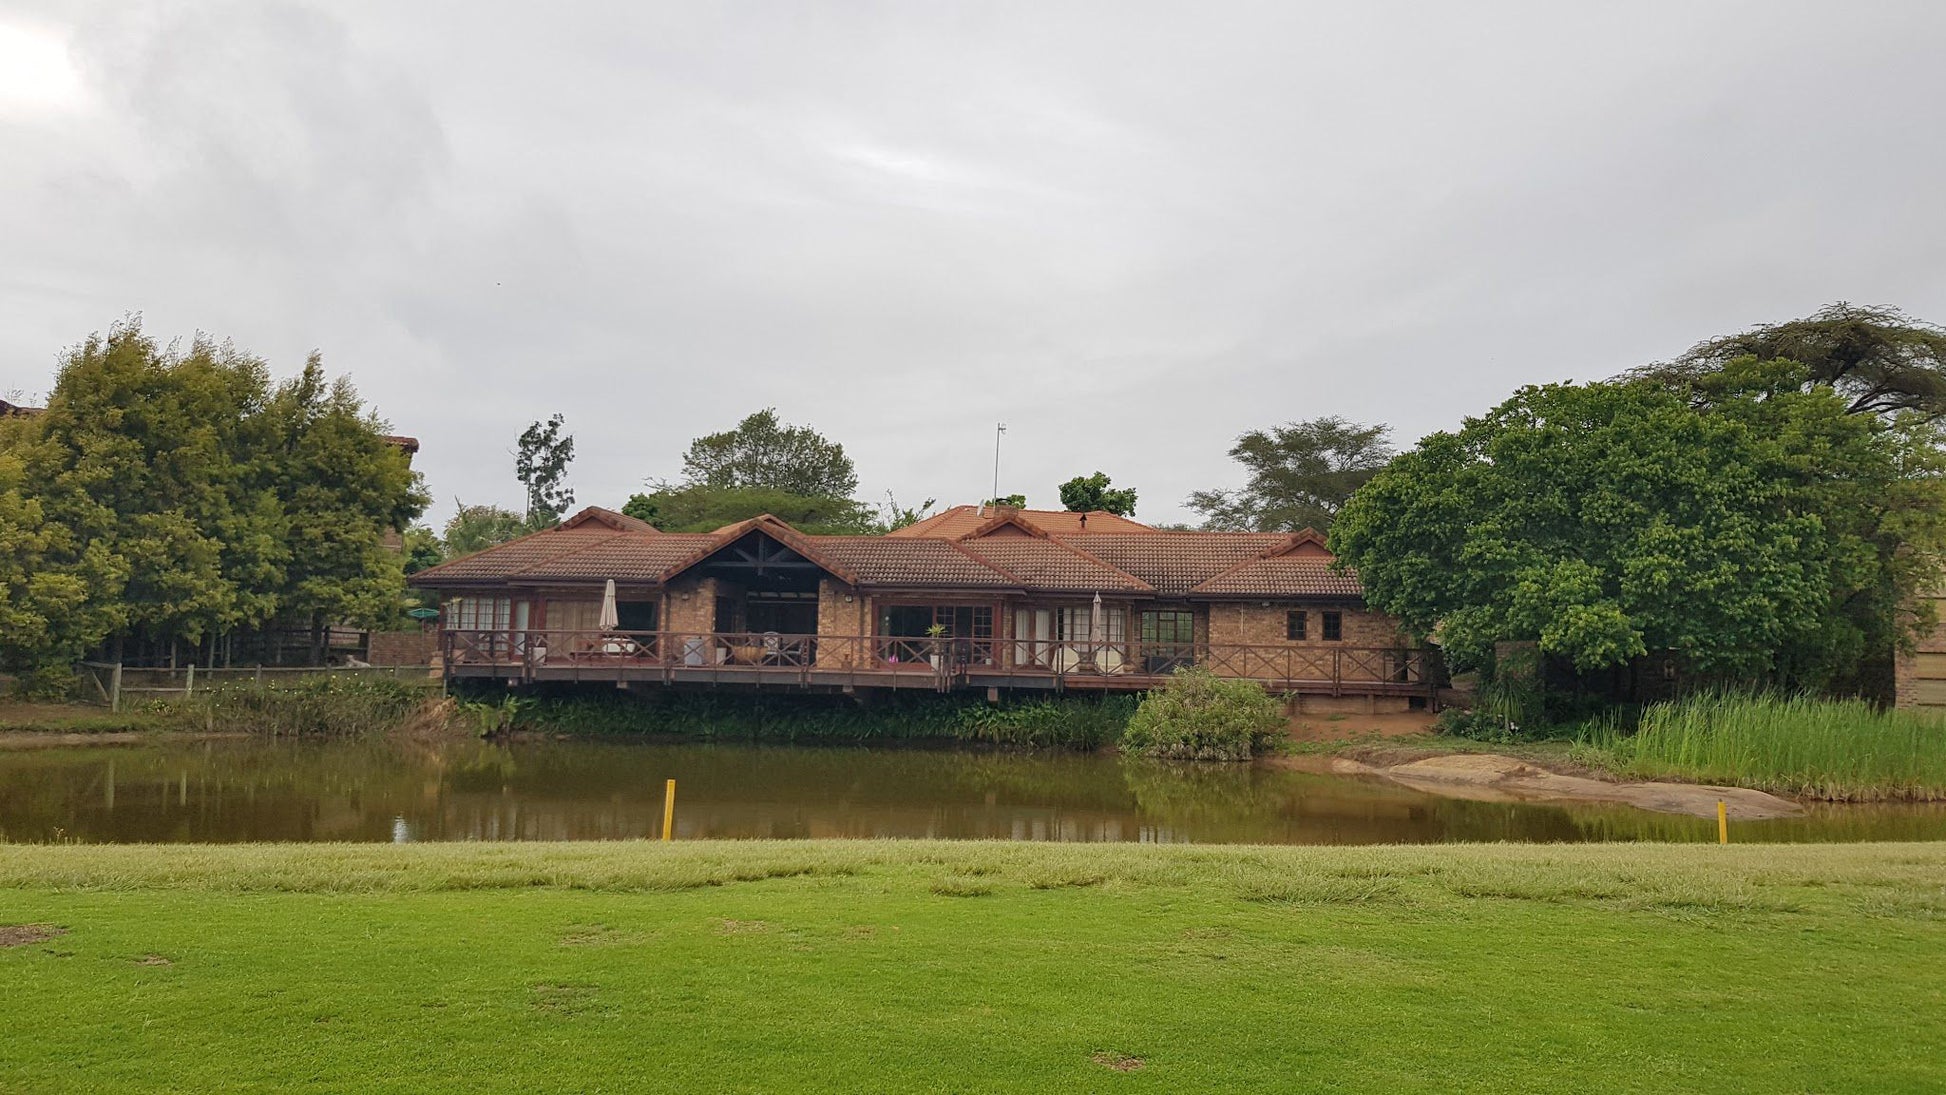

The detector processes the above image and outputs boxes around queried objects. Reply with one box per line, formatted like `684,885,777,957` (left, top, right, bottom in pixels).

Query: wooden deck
442,630,1438,701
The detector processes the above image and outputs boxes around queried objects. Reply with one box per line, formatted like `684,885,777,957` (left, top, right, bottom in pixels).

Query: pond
5,738,1945,845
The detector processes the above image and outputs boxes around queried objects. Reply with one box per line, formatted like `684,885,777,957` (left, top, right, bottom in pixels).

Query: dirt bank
1330,752,1803,820
1286,711,1439,743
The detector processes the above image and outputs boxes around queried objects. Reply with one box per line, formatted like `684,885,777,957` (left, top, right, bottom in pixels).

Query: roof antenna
990,421,1007,513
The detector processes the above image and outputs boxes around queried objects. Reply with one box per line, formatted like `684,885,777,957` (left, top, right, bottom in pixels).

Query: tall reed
1580,691,1946,801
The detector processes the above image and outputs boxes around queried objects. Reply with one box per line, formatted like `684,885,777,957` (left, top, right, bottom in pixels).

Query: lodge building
407,504,1437,710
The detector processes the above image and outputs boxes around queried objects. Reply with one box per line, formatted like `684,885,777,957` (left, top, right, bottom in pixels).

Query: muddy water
1,738,1942,845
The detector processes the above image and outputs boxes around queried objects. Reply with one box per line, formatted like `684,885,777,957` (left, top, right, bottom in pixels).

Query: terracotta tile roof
1189,557,1363,598
382,435,420,453
1054,532,1290,594
409,527,630,582
558,506,657,532
807,537,1018,587
515,535,718,581
887,505,1153,539
956,537,1151,593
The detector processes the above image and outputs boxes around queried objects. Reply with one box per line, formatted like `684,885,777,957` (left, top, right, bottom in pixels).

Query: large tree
680,409,858,498
1187,416,1393,532
516,413,575,525
1629,303,1946,419
261,357,428,658
1058,472,1138,516
20,319,427,665
1331,363,1946,689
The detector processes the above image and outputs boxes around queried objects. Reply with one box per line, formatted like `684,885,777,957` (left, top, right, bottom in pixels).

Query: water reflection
1,738,1942,845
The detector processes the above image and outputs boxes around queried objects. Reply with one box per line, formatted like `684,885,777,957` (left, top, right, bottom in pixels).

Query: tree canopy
1628,303,1946,419
7,319,426,674
680,409,858,498
516,414,575,525
1187,416,1393,532
442,503,531,557
1331,362,1946,687
621,485,875,534
1058,472,1138,516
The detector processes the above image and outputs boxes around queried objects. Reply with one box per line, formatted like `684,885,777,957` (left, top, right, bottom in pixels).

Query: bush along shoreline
481,687,1139,751
135,676,444,737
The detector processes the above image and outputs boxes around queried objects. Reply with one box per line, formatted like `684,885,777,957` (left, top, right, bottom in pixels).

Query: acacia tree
1630,303,1946,419
1058,472,1138,516
516,413,575,525
1331,362,1946,690
680,409,858,498
1188,416,1393,532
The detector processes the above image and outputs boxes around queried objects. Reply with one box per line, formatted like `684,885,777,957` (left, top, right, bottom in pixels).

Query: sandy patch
1091,1052,1145,1072
0,924,67,947
1335,753,1802,820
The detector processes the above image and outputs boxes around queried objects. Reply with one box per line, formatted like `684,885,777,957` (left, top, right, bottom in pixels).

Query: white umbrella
599,579,620,631
1088,591,1104,669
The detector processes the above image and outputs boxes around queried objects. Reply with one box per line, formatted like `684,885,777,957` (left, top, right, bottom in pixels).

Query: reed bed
1578,692,1946,801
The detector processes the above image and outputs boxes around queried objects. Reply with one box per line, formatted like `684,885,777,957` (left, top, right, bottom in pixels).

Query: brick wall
1203,603,1407,681
368,629,438,666
815,578,871,668
1895,592,1946,709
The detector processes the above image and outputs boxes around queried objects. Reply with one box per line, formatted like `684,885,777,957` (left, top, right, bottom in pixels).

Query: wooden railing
442,630,1431,691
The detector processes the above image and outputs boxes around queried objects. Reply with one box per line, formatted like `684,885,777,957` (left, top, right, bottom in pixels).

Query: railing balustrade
441,629,1431,690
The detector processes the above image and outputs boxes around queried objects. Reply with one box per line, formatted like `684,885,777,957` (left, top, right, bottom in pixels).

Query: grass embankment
1,678,444,738
1,841,1941,1093
1574,692,1946,802
506,689,1138,749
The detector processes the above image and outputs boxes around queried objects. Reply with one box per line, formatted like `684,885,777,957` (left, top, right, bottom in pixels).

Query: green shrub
1121,668,1286,761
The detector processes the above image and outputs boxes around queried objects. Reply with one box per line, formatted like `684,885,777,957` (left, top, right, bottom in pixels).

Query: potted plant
925,622,948,671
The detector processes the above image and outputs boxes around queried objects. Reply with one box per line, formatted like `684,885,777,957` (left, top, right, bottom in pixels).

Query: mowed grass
1580,692,1946,801
2,841,1944,1093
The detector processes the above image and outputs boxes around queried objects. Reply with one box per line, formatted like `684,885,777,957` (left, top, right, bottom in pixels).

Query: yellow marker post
662,778,677,842
1717,799,1728,845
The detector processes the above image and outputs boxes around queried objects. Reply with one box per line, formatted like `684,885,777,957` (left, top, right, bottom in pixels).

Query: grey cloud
3,0,1943,525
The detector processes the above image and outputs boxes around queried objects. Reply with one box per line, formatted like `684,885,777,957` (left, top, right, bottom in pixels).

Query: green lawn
2,841,1943,1093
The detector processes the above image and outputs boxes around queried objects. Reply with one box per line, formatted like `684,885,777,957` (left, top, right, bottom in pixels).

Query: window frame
1286,610,1307,641
1321,610,1343,642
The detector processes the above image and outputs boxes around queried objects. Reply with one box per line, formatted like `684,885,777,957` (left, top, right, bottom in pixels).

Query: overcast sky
4,1,1944,528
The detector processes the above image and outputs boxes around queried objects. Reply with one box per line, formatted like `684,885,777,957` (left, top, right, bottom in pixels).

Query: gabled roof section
888,505,1155,539
956,536,1152,593
558,506,656,532
1054,532,1289,594
653,514,860,586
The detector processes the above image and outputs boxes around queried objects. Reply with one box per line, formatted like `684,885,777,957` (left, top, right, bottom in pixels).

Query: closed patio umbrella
1088,591,1104,670
599,579,620,631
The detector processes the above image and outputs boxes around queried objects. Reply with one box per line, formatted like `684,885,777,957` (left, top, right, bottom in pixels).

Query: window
1322,611,1343,642
1286,611,1307,641
1140,610,1194,646
1057,606,1126,643
1140,610,1196,673
880,604,993,638
447,595,511,631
